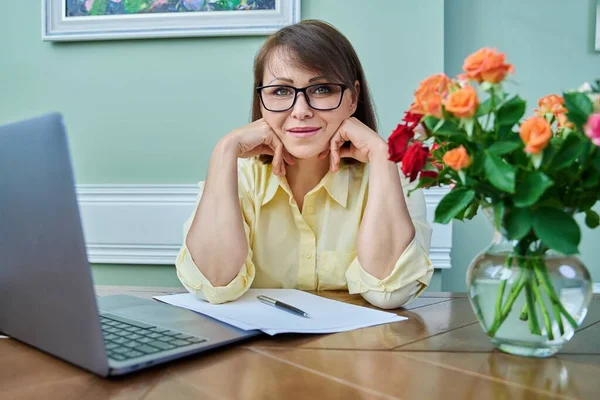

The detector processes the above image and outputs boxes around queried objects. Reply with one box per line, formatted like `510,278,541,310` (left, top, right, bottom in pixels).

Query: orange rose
409,93,443,118
556,113,574,129
460,48,514,83
417,74,451,96
535,94,567,116
411,74,451,118
444,85,479,118
519,116,552,154
442,146,472,171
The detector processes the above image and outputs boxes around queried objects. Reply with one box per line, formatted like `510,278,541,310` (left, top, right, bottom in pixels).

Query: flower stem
530,276,553,340
494,279,507,325
492,255,513,327
525,275,541,335
532,260,578,330
488,268,528,337
519,303,528,321
553,302,565,336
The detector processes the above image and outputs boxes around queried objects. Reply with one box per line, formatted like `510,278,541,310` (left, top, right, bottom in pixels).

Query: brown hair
251,19,378,164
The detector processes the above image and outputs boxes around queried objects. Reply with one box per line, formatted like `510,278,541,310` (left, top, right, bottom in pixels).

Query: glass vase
466,226,593,357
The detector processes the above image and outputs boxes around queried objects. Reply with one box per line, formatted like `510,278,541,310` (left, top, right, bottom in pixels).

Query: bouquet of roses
388,47,600,341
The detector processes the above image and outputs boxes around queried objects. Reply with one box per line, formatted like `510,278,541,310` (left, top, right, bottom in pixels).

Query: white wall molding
77,184,453,268
423,186,452,269
77,185,199,265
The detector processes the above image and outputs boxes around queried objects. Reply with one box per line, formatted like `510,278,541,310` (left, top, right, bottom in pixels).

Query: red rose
421,170,438,179
388,124,415,162
402,111,423,128
401,142,429,182
420,170,439,187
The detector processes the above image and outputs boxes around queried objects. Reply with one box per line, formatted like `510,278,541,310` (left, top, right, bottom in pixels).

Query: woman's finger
262,128,284,176
262,134,279,175
271,138,285,176
267,129,293,166
329,131,345,172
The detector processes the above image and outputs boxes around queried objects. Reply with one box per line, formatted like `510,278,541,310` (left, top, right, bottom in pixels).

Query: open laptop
0,113,259,376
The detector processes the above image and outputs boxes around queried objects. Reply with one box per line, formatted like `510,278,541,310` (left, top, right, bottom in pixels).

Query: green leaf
464,118,475,138
433,119,463,137
496,96,526,127
469,151,485,176
564,92,594,127
537,197,564,209
542,140,559,165
476,92,504,118
593,149,600,172
582,168,600,189
585,209,600,229
484,153,516,193
497,125,515,141
465,201,480,220
578,140,593,165
577,193,599,211
505,207,533,240
532,207,581,255
494,202,505,231
551,134,587,170
487,141,521,156
476,98,493,118
514,172,554,207
434,188,476,224
423,116,440,132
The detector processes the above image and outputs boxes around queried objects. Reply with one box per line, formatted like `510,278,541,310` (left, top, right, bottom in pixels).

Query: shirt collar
261,163,350,208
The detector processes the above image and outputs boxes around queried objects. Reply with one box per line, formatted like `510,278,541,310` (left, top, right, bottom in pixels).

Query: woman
176,20,433,309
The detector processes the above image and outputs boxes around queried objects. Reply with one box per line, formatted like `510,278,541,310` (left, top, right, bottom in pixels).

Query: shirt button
303,252,313,259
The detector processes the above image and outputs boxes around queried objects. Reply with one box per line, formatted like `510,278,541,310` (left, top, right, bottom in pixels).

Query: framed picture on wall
42,0,301,41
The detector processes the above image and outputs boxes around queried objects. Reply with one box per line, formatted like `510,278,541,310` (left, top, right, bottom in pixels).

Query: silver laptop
0,113,259,376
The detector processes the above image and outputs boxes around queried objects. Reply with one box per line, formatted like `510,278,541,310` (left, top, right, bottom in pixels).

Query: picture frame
42,0,301,42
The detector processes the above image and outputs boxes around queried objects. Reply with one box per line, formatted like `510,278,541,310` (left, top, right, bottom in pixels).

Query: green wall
0,0,443,183
443,0,600,291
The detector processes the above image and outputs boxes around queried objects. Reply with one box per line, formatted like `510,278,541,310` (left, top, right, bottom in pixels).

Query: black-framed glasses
256,83,347,112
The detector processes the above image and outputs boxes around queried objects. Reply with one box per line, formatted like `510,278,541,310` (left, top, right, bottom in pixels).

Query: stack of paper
154,289,406,336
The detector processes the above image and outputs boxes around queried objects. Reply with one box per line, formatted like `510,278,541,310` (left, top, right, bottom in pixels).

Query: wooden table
1,287,599,399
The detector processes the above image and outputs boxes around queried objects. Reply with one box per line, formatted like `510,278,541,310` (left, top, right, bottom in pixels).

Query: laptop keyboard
100,314,207,362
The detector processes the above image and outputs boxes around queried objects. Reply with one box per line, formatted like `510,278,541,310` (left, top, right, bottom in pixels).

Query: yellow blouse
176,158,434,308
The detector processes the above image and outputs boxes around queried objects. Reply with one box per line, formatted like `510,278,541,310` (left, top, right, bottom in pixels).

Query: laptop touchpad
111,304,199,324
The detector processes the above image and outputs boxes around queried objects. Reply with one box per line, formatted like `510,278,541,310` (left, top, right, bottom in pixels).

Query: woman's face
260,52,357,160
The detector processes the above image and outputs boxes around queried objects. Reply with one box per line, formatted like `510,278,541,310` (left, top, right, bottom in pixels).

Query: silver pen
257,295,310,318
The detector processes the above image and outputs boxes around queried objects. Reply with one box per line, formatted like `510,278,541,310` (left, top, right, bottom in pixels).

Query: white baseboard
77,184,452,268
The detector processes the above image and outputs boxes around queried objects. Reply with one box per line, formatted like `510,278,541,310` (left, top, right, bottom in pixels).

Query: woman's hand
222,118,294,176
320,117,387,171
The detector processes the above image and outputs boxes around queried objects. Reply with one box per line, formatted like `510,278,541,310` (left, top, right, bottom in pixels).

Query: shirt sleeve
345,172,434,309
175,164,257,304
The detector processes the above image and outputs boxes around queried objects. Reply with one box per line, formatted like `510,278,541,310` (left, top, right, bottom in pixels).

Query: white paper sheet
154,289,406,336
